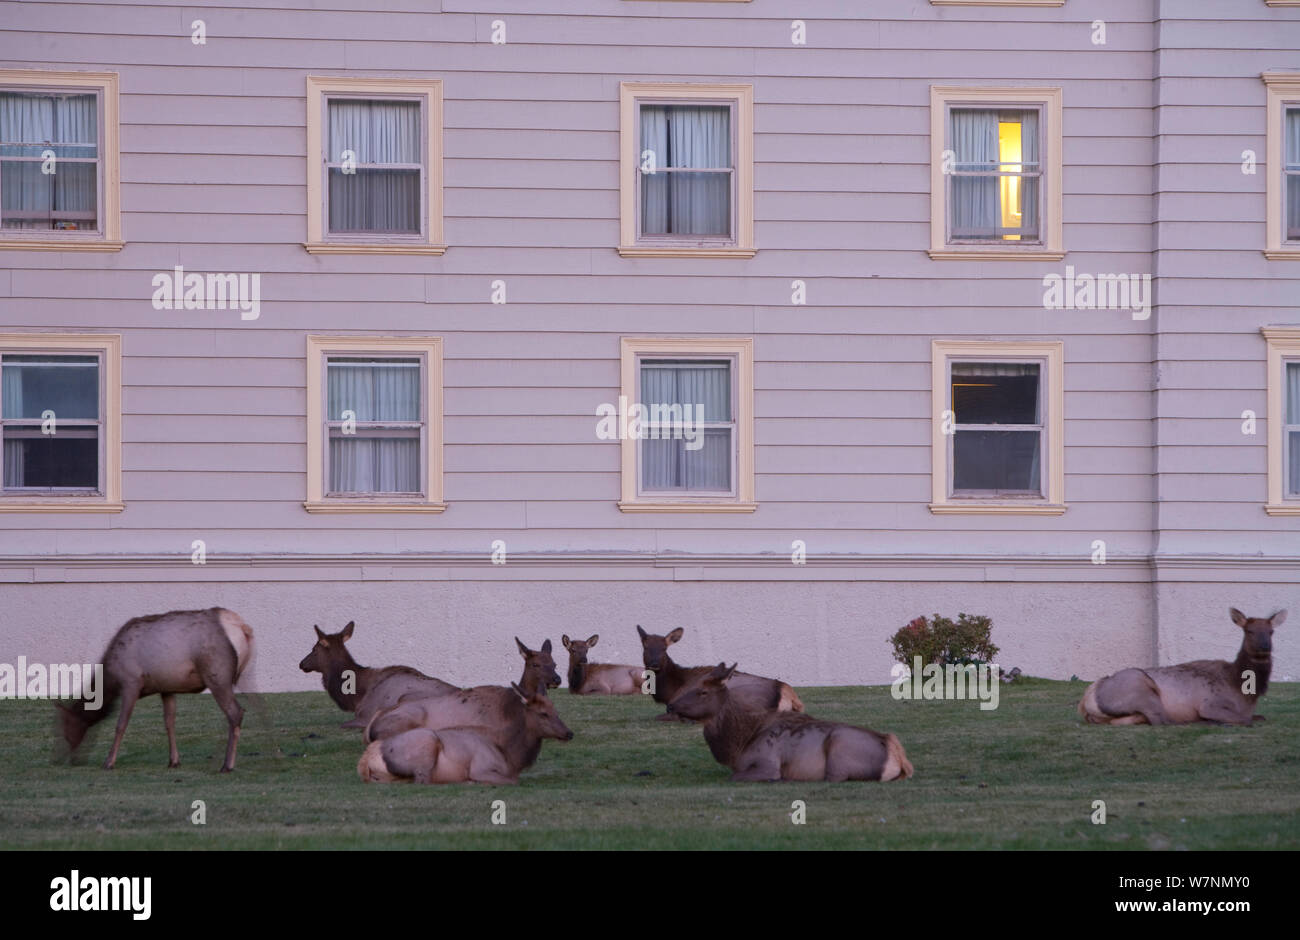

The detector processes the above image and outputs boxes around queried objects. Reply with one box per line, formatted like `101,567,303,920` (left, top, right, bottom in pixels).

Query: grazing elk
357,684,574,785
56,608,253,772
636,625,803,719
561,634,643,695
669,663,913,782
1079,608,1286,727
299,621,456,724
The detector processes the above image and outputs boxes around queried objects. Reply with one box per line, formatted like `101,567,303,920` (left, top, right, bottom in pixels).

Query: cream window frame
929,86,1064,260
305,336,445,513
1262,74,1300,260
619,83,754,258
0,333,121,512
618,337,755,512
1263,327,1300,514
305,77,445,255
0,70,121,252
930,340,1065,514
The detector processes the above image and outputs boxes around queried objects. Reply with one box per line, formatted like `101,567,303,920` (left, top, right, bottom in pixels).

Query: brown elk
299,621,456,724
357,684,574,785
56,608,253,772
1079,608,1286,726
668,663,913,782
561,634,643,695
636,625,803,719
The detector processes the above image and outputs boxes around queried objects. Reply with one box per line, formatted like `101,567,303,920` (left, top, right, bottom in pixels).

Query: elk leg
161,693,180,768
104,683,142,770
206,679,244,773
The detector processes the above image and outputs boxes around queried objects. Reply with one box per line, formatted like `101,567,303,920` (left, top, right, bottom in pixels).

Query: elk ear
314,625,326,641
666,627,684,645
1230,608,1249,628
510,681,526,702
542,638,552,654
707,661,731,681
561,634,571,650
340,621,355,641
587,634,599,647
636,625,647,641
1271,609,1288,627
515,636,530,658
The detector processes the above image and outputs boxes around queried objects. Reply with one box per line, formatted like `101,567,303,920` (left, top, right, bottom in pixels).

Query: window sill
618,246,756,259
928,248,1065,261
1264,503,1300,516
1263,248,1300,261
618,501,757,513
304,243,447,256
0,239,123,252
0,501,124,513
929,502,1066,515
304,501,447,513
931,1,1063,6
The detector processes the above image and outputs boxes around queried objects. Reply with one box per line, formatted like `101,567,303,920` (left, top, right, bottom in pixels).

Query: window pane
953,429,1041,494
329,435,420,494
640,104,732,238
0,92,99,231
327,99,420,164
328,167,420,234
1289,110,1300,238
1,355,98,419
952,362,1039,425
641,428,731,492
1287,361,1299,424
1289,430,1300,497
3,434,98,488
327,358,420,422
0,92,98,152
641,360,730,423
950,107,1038,241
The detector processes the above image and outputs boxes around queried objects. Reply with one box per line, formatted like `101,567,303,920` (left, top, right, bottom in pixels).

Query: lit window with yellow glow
948,107,1040,242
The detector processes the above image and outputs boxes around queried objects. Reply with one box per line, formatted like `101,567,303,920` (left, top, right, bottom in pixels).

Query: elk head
666,662,736,721
1230,608,1286,661
511,683,574,741
54,702,91,752
516,637,561,690
299,621,356,674
560,634,600,666
637,625,684,672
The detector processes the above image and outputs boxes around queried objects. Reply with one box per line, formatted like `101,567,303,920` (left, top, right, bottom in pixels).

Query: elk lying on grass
1079,608,1286,726
56,607,253,772
357,684,573,785
561,634,643,695
637,626,803,720
299,621,456,724
668,663,913,782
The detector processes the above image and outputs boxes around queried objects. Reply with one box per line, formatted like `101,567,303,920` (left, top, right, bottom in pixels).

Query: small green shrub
889,613,999,668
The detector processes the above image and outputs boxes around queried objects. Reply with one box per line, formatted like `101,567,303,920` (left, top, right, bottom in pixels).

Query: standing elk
357,684,573,785
561,634,643,695
1079,608,1286,726
636,625,803,719
56,607,253,772
668,663,913,783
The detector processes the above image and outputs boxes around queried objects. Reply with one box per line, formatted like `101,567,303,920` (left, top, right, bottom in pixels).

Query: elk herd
53,605,1286,785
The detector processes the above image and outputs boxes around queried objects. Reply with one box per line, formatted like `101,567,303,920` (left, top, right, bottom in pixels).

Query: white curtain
1287,109,1300,238
0,92,98,230
951,109,998,238
1,362,21,487
640,105,731,236
951,362,1041,492
327,99,421,234
327,360,420,493
1288,362,1300,495
640,361,731,491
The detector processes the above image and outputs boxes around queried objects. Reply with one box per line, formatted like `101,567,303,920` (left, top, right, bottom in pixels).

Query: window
305,336,444,511
1263,327,1300,513
0,70,120,251
618,338,754,511
931,341,1064,513
930,87,1063,260
619,83,754,257
305,77,444,254
1262,74,1300,259
0,334,121,511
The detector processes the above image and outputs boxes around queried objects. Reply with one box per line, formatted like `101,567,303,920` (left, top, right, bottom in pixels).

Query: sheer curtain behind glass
327,358,421,494
950,108,1037,241
327,99,421,235
1288,361,1300,496
0,92,98,230
639,105,731,237
1287,109,1300,239
951,362,1041,494
640,360,731,492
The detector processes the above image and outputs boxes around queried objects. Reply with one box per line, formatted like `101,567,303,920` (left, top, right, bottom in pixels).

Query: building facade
0,0,1297,692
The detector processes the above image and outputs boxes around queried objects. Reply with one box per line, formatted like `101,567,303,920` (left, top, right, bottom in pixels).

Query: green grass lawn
2,679,1297,850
